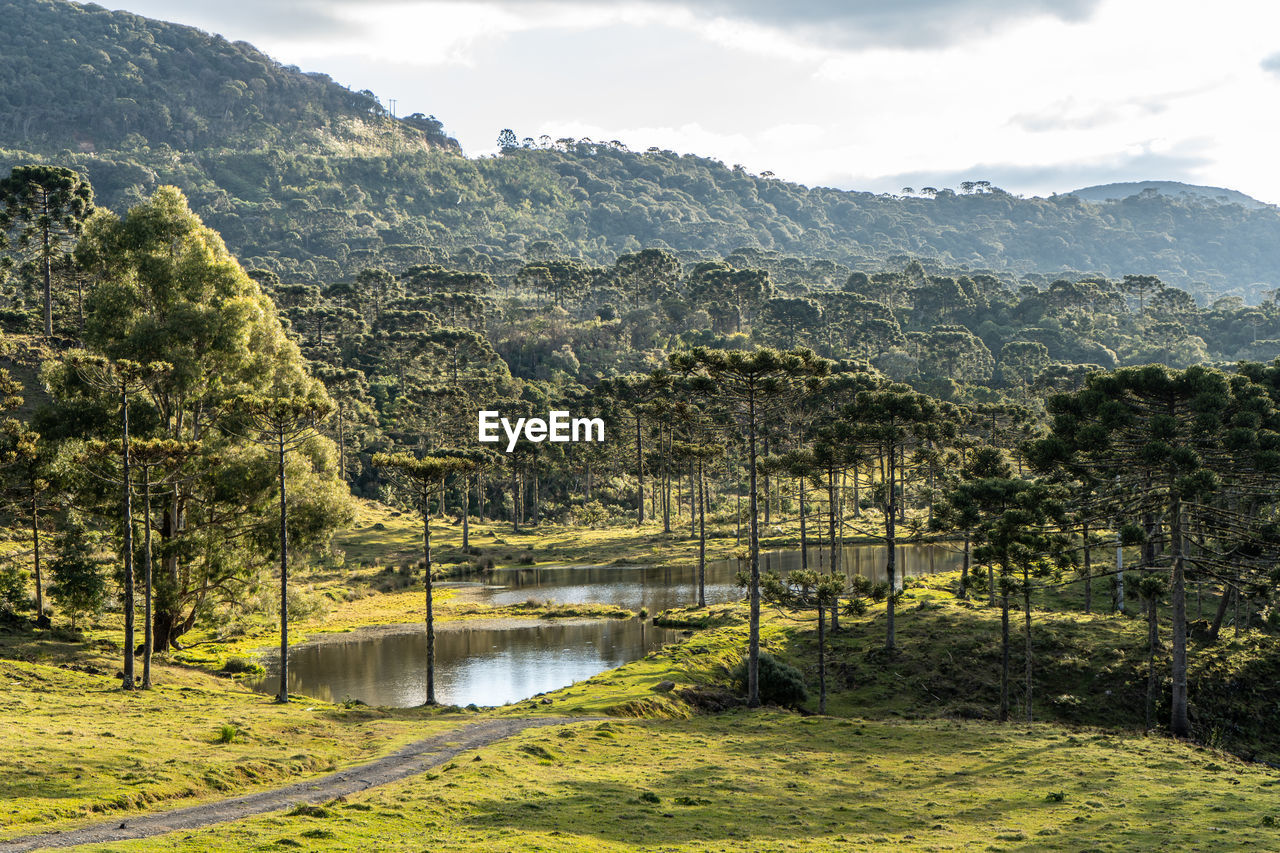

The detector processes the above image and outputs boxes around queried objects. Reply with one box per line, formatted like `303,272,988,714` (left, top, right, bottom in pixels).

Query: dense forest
3,0,1280,763
3,0,1280,299
4,164,1280,752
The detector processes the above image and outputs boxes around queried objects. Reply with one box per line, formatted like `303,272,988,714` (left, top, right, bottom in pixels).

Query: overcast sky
106,0,1280,204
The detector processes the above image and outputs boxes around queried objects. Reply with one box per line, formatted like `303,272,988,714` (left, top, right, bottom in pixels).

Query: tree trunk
662,433,671,534
1147,591,1158,732
799,477,808,570
636,414,644,525
817,604,827,714
697,459,707,608
336,402,346,482
511,465,520,533
763,437,771,526
1082,518,1092,614
42,217,52,338
959,533,970,600
1115,527,1125,614
988,553,996,607
1000,574,1010,722
690,462,696,538
141,469,155,689
1169,497,1189,737
747,388,761,706
423,488,437,706
828,467,840,633
735,482,742,545
153,482,185,652
827,468,838,578
852,463,861,517
461,473,470,552
277,426,289,704
885,444,897,652
1024,562,1033,723
1208,582,1231,642
121,380,135,690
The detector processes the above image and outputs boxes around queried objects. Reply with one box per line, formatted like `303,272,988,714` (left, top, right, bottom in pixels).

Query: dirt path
3,716,597,852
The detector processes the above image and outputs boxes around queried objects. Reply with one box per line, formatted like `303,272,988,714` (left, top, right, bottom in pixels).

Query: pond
251,617,681,708
468,541,961,612
251,542,960,708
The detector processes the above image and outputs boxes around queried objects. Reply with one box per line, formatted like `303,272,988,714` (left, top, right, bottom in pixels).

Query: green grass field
4,504,1279,851
37,714,1280,852
0,658,462,841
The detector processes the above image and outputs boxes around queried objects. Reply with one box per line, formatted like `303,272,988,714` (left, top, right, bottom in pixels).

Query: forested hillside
2,0,1280,297
0,0,458,154
1068,180,1269,209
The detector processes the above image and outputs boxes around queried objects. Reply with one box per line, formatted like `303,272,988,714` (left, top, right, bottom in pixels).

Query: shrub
286,587,325,621
216,724,238,743
287,804,333,818
731,650,808,708
0,562,30,619
221,656,264,676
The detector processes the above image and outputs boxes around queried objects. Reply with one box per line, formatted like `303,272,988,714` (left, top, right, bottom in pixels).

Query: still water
252,542,959,708
469,542,962,611
253,618,681,708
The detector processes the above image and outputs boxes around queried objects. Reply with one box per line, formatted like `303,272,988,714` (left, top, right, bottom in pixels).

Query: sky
106,0,1280,204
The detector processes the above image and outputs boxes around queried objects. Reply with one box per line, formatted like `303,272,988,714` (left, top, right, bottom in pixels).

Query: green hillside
3,0,1280,297
0,0,458,154
1068,180,1269,209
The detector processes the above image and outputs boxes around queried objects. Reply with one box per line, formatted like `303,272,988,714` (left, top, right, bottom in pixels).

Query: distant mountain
1066,181,1270,210
0,0,458,153
3,0,1280,298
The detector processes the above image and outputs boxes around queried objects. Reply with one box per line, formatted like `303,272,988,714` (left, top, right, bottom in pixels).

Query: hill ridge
3,0,1280,298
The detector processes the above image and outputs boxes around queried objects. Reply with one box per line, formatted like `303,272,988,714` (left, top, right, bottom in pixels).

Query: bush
221,656,264,676
216,723,238,743
0,562,30,619
731,650,808,708
286,587,325,621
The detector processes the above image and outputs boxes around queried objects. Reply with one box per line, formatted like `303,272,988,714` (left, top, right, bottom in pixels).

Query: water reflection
472,542,960,612
252,618,680,708
251,543,958,708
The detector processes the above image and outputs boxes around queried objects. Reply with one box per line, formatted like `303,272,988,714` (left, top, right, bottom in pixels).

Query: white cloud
110,0,1280,203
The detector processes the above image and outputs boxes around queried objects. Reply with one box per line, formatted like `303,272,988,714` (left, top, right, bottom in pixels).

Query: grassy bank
42,713,1280,852
335,498,751,572
6,508,1280,850
495,571,1280,764
7,576,1280,849
0,658,462,841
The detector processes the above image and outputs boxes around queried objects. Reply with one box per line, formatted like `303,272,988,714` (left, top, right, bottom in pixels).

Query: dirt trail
3,716,596,852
